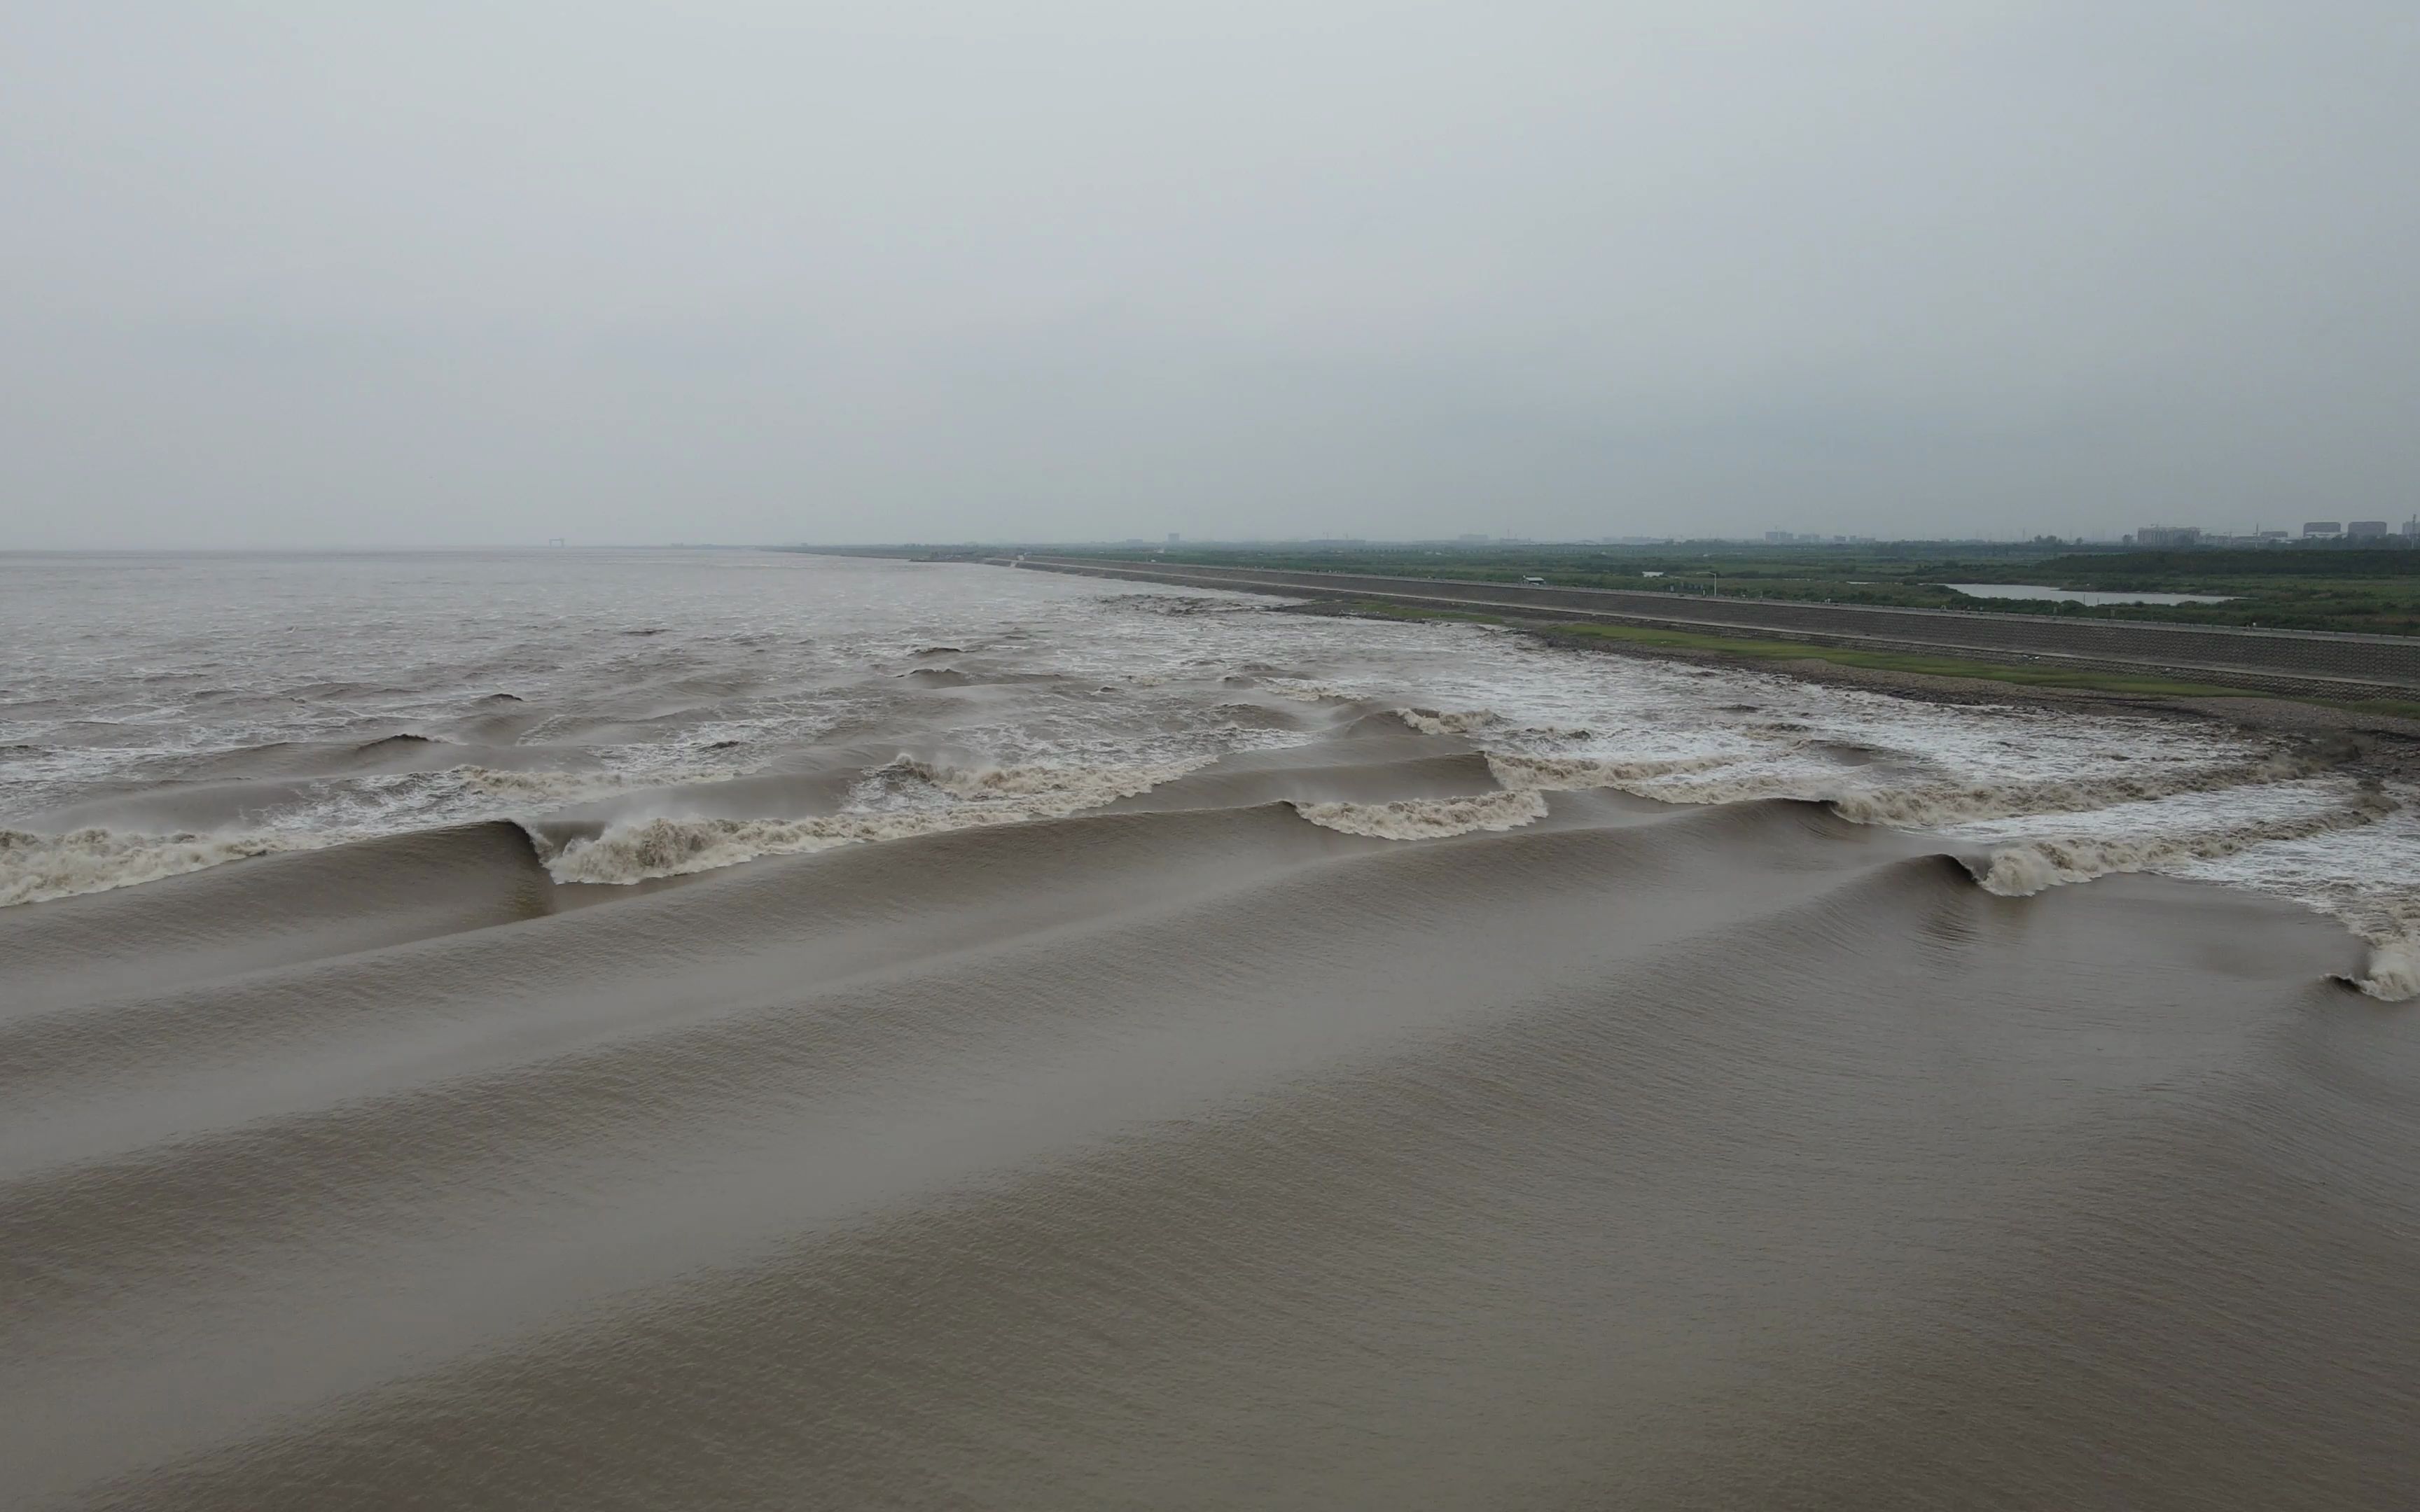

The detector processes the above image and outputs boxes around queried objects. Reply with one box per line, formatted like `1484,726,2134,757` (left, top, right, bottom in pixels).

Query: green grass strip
1342,599,1507,625
2314,696,2420,721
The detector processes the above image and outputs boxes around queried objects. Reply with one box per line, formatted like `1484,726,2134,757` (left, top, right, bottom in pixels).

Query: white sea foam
1485,750,1755,793
1397,707,1496,736
453,762,754,803
541,757,1206,884
1291,788,1550,839
2354,939,2420,1002
1828,752,2328,829
1262,682,1361,704
1397,707,1596,742
0,826,323,906
1970,788,2398,897
875,756,1192,803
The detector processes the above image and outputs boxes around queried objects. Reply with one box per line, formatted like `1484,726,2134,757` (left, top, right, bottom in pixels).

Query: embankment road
1000,556,2420,701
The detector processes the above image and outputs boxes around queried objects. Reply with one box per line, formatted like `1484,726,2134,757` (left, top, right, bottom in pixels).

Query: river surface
3,549,2415,1508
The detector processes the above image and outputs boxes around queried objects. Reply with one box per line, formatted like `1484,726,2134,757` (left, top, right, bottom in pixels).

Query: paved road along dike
1004,556,2420,700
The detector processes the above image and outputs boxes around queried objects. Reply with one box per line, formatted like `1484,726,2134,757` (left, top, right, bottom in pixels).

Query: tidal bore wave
4,716,2418,1511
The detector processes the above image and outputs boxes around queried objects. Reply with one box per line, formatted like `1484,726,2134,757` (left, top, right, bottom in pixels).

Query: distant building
1456,533,1489,543
2404,517,2419,539
2256,529,2290,541
2136,525,2202,548
2303,521,2344,538
1166,532,1181,544
2347,520,2389,539
1764,531,1794,543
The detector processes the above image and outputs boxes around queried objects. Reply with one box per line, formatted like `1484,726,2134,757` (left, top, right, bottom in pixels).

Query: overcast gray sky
3,1,2414,547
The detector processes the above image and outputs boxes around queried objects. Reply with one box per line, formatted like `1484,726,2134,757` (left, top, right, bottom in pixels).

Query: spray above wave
2351,939,2420,1002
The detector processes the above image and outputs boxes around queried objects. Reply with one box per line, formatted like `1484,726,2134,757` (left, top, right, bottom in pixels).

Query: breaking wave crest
1396,707,1594,741
870,755,1198,803
1396,707,1497,736
1290,789,1550,839
541,757,1206,884
1485,750,1752,793
1831,753,2329,829
537,815,858,882
1970,790,2399,899
2353,938,2420,1002
454,762,753,803
0,826,322,907
2287,880,2420,1004
1263,682,1359,704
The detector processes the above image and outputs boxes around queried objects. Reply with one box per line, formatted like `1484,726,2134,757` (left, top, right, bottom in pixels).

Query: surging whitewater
538,756,1213,883
1,550,2414,995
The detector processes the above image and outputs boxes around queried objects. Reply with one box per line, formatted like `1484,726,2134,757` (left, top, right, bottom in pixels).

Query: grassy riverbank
1024,542,2420,637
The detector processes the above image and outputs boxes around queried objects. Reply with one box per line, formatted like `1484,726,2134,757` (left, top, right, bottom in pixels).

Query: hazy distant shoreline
965,552,2420,738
